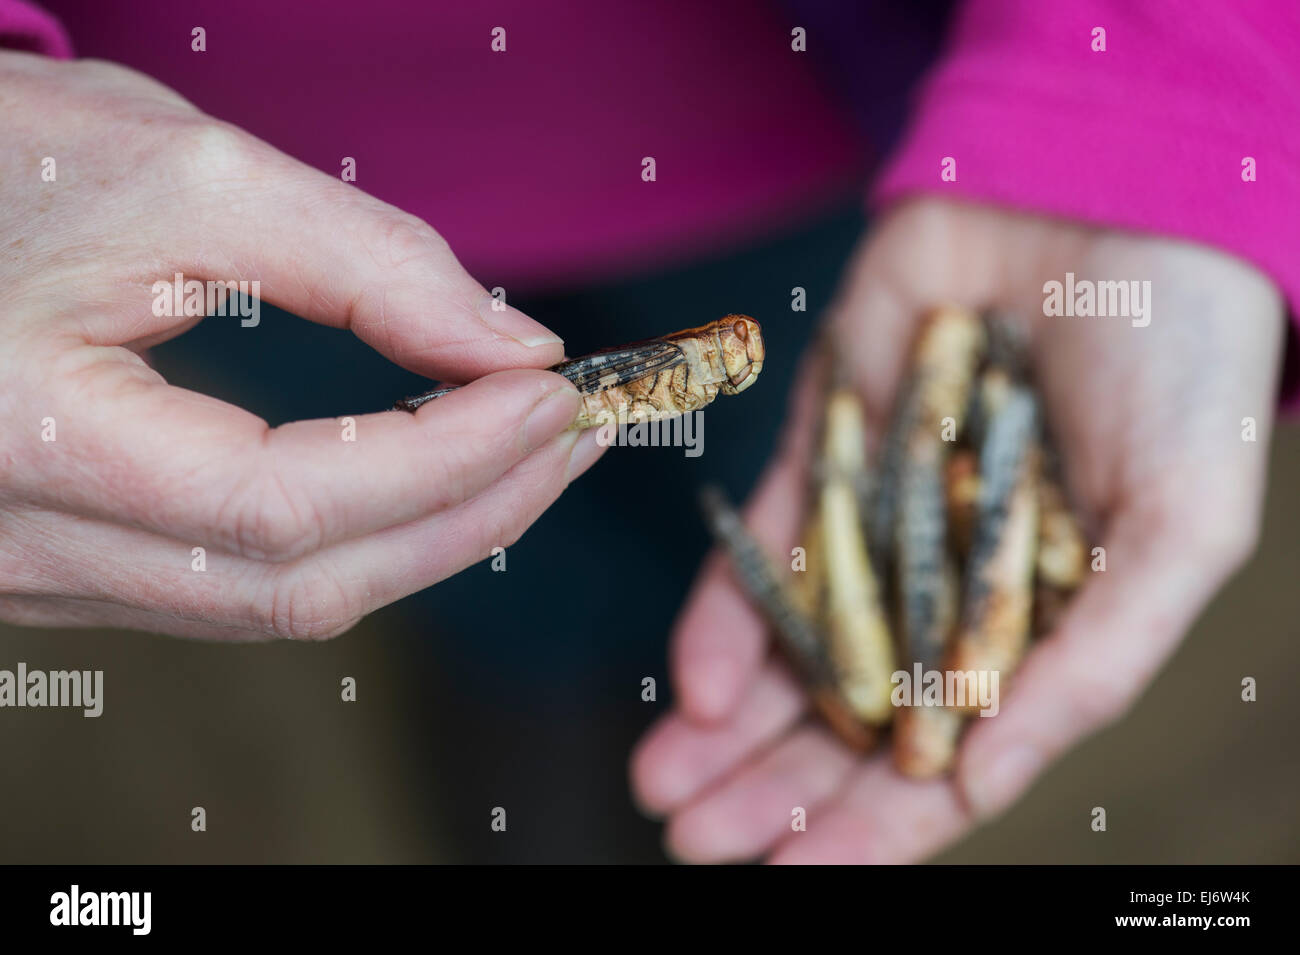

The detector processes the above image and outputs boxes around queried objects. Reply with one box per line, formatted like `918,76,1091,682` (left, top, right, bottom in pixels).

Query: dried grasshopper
1033,439,1088,636
945,450,979,559
395,315,764,429
949,431,1087,640
890,308,986,775
699,486,875,751
815,381,897,725
944,369,1042,703
891,559,964,777
893,312,984,666
699,307,1090,776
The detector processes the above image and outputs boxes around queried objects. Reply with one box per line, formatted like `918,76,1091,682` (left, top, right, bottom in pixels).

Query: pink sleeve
0,0,72,56
873,0,1300,401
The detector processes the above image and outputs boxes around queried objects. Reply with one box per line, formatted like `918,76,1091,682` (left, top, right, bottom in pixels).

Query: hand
632,198,1286,862
0,52,604,640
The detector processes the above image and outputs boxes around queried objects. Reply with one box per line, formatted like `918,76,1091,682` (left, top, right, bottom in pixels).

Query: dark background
1,206,1296,863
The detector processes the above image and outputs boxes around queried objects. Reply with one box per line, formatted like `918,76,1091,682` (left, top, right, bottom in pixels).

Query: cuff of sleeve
0,0,73,57
870,76,1300,408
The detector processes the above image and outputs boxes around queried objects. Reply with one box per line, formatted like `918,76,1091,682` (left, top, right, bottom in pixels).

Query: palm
631,200,1285,863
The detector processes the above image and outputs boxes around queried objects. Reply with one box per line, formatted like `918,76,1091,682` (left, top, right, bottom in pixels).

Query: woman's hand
632,198,1286,863
0,52,603,640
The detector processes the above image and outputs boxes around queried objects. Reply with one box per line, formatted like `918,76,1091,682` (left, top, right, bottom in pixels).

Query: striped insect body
396,316,764,433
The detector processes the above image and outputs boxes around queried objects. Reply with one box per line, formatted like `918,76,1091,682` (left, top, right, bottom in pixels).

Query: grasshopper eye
733,319,748,341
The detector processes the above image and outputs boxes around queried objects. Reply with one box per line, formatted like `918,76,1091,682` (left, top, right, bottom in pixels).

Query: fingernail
522,387,580,452
479,296,564,349
564,428,606,483
966,745,1042,819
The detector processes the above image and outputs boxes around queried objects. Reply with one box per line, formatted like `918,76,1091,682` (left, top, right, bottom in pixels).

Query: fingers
631,662,808,815
0,594,274,642
0,429,607,640
0,503,291,638
669,353,823,724
22,351,581,561
634,668,960,864
303,428,607,623
664,724,857,864
69,119,565,379
638,666,965,864
955,485,1261,820
766,761,969,864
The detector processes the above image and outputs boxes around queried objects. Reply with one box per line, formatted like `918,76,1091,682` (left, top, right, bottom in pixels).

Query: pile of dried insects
701,307,1090,777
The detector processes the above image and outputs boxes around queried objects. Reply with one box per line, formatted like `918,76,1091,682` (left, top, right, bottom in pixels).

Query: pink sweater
875,0,1300,361
4,0,1298,391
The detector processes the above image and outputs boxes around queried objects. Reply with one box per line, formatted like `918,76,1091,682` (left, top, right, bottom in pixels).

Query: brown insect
814,384,896,724
700,308,1091,777
943,372,1042,702
395,316,764,429
892,309,987,773
700,486,876,752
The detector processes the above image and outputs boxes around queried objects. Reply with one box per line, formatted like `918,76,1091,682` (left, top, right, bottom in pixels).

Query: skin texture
631,198,1286,864
0,52,607,640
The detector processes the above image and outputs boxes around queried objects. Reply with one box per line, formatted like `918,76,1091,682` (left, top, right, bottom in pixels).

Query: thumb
830,204,1003,426
955,486,1259,818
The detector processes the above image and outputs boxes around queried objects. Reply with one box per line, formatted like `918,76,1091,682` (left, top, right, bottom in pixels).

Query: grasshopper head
717,315,764,395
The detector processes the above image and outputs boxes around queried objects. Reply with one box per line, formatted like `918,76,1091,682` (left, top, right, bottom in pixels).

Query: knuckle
421,441,472,512
264,564,360,641
364,213,452,273
171,120,263,188
482,506,530,554
219,468,326,562
477,514,513,557
498,520,526,551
